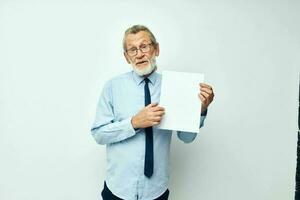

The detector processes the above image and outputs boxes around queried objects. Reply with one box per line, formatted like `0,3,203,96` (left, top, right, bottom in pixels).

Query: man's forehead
125,31,152,48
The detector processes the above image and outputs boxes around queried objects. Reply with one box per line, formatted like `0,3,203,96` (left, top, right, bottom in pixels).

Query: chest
112,83,161,121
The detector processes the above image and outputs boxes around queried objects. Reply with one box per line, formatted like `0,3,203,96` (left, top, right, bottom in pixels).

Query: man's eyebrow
141,40,152,44
127,46,137,50
126,40,151,49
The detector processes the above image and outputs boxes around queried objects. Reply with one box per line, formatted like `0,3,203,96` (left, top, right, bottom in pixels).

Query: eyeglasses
126,43,154,57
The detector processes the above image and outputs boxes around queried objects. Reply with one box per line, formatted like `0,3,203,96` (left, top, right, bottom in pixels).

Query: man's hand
131,103,165,129
199,83,214,113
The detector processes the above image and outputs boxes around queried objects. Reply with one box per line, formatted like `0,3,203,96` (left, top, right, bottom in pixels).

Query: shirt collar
132,69,158,86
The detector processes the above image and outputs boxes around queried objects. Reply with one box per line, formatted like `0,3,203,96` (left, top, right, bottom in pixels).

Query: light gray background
0,0,299,200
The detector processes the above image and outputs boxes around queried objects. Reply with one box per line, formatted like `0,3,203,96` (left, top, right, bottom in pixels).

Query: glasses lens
141,45,150,53
127,44,152,57
127,49,137,56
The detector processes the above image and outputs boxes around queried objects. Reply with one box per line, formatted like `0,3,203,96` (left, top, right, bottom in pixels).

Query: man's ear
124,52,131,64
155,43,160,57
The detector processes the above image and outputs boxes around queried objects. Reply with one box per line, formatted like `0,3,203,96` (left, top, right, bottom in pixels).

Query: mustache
135,59,149,65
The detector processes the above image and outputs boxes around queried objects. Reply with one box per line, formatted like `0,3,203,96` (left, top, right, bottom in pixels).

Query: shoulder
110,71,132,82
107,71,132,86
103,71,133,89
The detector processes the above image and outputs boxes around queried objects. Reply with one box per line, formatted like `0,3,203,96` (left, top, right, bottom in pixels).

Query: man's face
124,31,159,76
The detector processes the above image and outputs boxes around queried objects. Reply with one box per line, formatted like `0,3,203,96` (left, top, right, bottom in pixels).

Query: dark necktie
144,78,154,178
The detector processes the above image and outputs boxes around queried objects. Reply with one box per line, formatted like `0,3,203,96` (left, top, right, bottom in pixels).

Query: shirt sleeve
90,81,137,145
177,113,207,143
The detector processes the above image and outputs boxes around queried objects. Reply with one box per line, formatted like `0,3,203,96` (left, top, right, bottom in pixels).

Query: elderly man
91,25,214,200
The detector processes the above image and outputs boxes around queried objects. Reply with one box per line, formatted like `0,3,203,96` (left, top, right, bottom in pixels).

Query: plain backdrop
0,0,299,199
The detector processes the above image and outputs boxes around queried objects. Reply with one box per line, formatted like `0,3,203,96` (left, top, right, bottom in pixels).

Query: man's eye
128,49,137,52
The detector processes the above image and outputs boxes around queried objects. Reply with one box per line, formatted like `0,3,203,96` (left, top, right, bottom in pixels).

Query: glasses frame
125,43,154,57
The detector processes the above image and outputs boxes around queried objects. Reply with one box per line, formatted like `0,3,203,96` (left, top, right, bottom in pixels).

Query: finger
200,87,214,94
153,110,165,116
201,91,209,98
146,102,158,108
199,83,211,88
152,121,160,126
200,87,213,94
200,94,208,104
201,93,214,105
198,93,206,102
152,106,165,111
201,90,212,98
152,116,162,122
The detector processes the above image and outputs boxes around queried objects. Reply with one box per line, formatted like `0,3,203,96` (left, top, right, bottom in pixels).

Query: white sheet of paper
157,70,204,133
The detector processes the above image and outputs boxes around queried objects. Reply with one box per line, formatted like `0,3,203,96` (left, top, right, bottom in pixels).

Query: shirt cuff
201,109,208,116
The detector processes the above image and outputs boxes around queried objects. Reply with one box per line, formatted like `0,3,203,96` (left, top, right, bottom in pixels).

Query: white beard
132,57,157,76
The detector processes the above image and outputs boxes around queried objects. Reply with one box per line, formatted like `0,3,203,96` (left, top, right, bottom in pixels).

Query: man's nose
136,48,145,58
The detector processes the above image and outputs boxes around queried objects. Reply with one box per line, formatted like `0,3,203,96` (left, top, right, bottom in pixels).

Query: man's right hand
131,103,165,129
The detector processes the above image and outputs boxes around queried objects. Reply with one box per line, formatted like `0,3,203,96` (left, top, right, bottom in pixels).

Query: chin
131,57,157,76
133,64,155,76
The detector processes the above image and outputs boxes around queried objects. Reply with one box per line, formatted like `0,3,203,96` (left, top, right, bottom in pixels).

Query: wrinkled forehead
125,31,152,49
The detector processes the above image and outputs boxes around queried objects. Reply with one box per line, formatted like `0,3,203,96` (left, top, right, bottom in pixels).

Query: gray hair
122,25,157,51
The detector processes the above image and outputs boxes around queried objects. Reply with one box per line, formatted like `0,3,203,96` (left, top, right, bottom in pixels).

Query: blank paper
157,70,204,133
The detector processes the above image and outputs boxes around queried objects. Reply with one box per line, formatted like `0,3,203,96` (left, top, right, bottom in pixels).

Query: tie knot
144,78,150,84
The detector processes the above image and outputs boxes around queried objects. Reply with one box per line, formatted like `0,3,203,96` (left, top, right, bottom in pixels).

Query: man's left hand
198,83,214,114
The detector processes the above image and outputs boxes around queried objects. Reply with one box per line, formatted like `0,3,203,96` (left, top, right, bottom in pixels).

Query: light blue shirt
91,70,206,200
